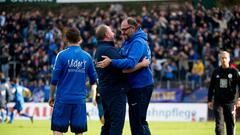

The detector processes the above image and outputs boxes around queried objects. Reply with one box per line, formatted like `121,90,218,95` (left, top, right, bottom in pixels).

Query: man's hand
122,57,150,73
140,57,150,67
208,101,213,110
48,97,55,107
96,56,111,68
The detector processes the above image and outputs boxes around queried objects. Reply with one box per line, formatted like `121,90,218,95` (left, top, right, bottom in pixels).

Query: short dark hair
126,17,139,28
95,24,108,41
65,27,82,43
12,77,19,84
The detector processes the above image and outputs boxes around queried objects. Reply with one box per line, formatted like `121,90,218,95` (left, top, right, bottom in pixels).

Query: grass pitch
0,120,239,135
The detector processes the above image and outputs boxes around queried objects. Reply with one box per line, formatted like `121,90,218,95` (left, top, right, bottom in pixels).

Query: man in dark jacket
97,17,154,135
208,51,240,135
95,24,149,135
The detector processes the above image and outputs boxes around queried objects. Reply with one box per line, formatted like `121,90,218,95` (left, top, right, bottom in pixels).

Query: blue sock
9,112,14,124
6,108,9,116
20,113,31,118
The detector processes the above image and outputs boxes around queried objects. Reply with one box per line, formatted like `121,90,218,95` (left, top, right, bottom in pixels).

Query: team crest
228,74,232,78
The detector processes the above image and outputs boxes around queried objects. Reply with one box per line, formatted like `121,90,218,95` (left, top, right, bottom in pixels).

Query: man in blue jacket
95,24,150,135
97,18,154,135
49,27,97,135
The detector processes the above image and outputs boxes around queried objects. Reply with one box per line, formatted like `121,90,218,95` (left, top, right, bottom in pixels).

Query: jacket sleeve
208,70,216,102
111,41,144,69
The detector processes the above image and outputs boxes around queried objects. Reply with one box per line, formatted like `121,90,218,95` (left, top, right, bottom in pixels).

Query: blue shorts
14,101,23,113
51,102,87,133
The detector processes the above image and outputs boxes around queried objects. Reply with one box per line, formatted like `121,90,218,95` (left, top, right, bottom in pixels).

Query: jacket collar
97,41,115,47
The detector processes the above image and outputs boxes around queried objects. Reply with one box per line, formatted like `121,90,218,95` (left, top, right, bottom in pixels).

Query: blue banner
151,88,183,102
183,87,208,102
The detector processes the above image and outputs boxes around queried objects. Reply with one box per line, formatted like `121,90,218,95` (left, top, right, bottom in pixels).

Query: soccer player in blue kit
49,27,97,135
8,78,33,124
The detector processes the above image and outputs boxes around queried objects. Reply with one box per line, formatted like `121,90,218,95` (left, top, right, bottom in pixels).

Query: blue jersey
51,46,97,104
13,84,27,105
111,28,153,88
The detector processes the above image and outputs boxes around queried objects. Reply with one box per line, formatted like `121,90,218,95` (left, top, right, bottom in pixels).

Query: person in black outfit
208,51,240,135
0,72,10,123
94,24,149,135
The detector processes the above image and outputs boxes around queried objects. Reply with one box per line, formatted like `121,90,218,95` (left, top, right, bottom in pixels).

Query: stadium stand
0,2,240,105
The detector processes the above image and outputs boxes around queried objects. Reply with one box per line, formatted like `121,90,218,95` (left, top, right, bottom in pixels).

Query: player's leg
108,89,126,135
213,103,224,135
15,102,33,123
70,103,87,135
18,109,33,123
19,112,33,123
8,106,16,124
5,107,9,122
51,102,71,134
97,102,104,124
140,85,153,135
127,88,144,135
100,97,110,135
0,97,7,123
8,101,24,124
223,104,236,135
0,108,4,123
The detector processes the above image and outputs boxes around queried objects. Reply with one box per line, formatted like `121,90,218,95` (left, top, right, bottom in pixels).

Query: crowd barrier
7,103,208,122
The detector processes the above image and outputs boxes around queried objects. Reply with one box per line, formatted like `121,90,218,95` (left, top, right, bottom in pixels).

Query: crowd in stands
0,2,240,102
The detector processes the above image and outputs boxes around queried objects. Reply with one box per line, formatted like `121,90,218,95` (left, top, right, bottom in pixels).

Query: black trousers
213,102,236,135
141,85,154,135
100,88,127,135
128,84,153,135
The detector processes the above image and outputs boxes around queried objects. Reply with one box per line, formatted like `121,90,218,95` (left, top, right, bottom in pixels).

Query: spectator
190,59,204,85
0,3,239,102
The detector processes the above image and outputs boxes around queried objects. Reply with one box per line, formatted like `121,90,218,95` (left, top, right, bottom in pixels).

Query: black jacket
208,66,240,104
95,41,129,95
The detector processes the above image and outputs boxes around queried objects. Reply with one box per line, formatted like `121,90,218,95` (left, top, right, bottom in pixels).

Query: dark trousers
213,102,236,135
128,84,153,135
100,88,127,135
141,85,154,135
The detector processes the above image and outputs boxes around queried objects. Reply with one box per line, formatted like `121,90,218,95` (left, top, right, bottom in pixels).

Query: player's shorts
13,101,23,113
51,102,87,133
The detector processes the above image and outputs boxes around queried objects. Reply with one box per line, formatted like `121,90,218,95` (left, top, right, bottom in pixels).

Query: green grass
0,120,239,135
